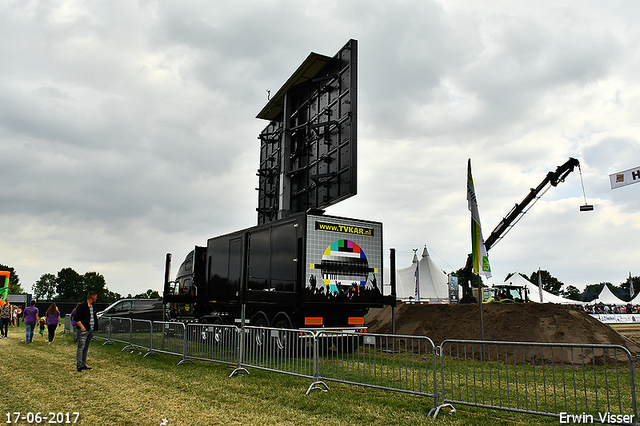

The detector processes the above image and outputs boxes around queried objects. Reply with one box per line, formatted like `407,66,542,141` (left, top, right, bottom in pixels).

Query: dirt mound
366,303,640,355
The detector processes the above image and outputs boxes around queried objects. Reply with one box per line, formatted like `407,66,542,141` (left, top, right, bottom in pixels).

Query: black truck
163,211,384,330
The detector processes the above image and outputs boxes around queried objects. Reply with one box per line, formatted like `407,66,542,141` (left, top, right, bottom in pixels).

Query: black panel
270,223,297,291
256,39,357,224
248,229,270,290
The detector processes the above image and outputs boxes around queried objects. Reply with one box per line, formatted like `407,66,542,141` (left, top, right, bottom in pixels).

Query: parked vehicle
485,285,530,303
97,299,164,333
163,211,385,331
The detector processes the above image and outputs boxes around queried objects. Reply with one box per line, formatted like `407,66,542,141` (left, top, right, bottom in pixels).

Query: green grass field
3,324,568,425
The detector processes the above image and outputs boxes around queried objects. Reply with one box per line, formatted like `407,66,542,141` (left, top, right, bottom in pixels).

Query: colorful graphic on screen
314,239,375,294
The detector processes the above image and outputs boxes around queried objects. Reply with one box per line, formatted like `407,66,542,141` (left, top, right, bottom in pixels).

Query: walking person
1,300,11,338
45,303,60,343
74,291,99,372
22,300,39,344
38,317,46,338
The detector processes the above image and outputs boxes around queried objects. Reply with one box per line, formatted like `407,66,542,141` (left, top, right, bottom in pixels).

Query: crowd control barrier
237,326,316,385
438,339,638,424
93,318,639,425
185,323,239,366
152,321,188,363
315,331,438,407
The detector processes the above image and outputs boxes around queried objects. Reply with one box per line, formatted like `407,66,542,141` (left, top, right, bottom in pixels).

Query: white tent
396,246,451,303
591,284,628,305
501,273,578,304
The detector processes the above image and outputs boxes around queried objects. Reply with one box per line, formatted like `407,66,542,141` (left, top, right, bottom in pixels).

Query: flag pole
478,276,485,341
538,268,544,303
467,159,491,341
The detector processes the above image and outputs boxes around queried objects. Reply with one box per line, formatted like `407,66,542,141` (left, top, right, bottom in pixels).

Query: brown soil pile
366,302,640,355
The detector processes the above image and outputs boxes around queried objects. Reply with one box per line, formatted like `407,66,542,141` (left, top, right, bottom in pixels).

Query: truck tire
273,319,293,355
253,317,269,347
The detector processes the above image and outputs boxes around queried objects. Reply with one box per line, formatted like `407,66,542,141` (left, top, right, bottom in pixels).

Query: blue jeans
25,322,36,343
76,330,94,368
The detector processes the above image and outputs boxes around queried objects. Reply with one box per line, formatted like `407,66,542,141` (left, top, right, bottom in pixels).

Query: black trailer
163,211,384,329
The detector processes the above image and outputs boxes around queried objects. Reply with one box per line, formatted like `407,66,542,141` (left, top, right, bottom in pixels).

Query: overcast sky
2,0,640,298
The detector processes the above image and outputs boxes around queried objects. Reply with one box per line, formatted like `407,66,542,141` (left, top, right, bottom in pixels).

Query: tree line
516,270,640,303
4,263,638,304
1,264,159,303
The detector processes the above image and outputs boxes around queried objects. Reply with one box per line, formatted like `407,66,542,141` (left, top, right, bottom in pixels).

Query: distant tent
591,284,628,305
501,273,578,304
396,246,451,303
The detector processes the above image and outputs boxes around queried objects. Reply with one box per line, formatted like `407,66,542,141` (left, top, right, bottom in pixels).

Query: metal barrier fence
96,317,135,350
152,321,188,364
439,339,638,424
315,331,438,408
185,323,239,366
93,318,638,424
130,319,153,354
239,326,316,386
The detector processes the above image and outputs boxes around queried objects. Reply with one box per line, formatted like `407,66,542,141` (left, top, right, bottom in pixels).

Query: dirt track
611,324,640,346
365,303,640,355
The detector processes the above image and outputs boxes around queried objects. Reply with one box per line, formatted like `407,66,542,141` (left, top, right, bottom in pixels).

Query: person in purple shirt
45,303,60,344
22,300,39,344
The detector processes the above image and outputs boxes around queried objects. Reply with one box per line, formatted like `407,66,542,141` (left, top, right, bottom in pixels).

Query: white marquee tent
590,284,628,305
395,246,452,303
501,273,578,304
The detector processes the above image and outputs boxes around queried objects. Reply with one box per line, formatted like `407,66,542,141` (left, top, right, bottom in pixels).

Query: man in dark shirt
73,291,99,372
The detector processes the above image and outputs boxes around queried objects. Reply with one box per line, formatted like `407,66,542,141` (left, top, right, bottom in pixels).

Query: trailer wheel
254,317,268,346
273,319,291,352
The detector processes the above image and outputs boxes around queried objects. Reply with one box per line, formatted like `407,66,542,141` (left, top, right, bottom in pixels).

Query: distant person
0,300,11,338
16,306,22,327
70,303,81,342
45,303,61,344
38,317,46,338
22,300,39,344
11,306,17,327
74,291,99,372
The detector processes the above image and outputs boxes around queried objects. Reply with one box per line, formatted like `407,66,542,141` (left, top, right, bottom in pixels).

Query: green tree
0,264,24,294
82,271,107,302
561,285,582,301
620,275,640,300
528,270,563,295
55,267,84,302
102,289,121,303
33,273,57,300
134,289,161,299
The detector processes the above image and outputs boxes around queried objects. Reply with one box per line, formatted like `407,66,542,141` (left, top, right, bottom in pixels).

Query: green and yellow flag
467,159,492,278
